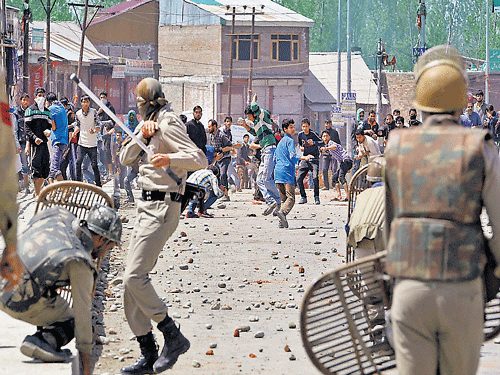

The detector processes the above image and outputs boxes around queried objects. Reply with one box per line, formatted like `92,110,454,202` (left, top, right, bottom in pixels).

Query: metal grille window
271,34,299,61
232,34,259,61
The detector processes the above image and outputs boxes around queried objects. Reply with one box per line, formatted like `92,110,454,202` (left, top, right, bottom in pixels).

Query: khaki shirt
0,120,18,248
120,108,207,193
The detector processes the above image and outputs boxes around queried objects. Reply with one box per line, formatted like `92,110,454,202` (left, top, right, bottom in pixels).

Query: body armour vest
385,115,488,281
1,207,96,312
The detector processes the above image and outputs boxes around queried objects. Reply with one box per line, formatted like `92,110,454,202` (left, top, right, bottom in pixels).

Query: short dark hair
193,105,202,112
386,113,393,119
321,130,330,137
409,108,417,114
224,116,232,123
243,133,250,139
80,95,90,102
475,89,484,96
60,97,69,105
281,118,294,131
99,91,108,98
396,116,404,124
355,128,365,136
208,164,220,179
46,92,57,103
20,93,29,100
209,119,218,128
487,104,495,112
393,109,400,114
179,114,187,124
301,118,310,125
325,120,332,125
35,87,45,95
369,110,376,115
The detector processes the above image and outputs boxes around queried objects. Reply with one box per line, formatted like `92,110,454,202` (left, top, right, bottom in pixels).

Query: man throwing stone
119,78,207,374
240,95,280,215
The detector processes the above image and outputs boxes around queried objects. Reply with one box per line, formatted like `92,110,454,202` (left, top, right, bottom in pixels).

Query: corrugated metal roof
309,52,388,105
31,21,108,64
90,0,155,26
174,0,314,27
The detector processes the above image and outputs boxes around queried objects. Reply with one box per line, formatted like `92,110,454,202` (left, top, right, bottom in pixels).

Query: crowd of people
12,88,140,203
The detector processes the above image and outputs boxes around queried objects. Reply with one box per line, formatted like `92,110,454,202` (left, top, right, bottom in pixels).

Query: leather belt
142,190,183,202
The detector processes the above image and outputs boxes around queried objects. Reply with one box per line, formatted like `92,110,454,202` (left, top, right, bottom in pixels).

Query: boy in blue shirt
274,119,313,228
47,92,68,183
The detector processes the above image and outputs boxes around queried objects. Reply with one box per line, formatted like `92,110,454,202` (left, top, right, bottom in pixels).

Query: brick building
158,0,313,124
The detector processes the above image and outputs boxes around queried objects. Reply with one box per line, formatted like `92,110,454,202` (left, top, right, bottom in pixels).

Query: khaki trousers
123,197,181,336
391,278,483,375
276,183,295,215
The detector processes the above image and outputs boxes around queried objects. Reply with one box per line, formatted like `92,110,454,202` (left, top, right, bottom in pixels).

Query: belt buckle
144,190,152,200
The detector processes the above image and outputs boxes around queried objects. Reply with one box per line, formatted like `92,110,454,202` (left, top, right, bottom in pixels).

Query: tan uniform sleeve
119,121,148,167
68,260,94,355
161,116,207,171
0,123,18,248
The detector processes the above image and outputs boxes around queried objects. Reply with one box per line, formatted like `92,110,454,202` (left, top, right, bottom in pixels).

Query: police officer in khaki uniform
0,83,23,291
0,204,121,375
385,45,500,375
119,78,207,374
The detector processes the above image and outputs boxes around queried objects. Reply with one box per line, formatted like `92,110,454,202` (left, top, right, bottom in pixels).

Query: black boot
121,332,158,374
153,316,190,373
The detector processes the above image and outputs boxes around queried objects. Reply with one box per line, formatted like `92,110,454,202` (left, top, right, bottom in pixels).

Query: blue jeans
124,167,138,202
49,143,68,180
257,145,280,205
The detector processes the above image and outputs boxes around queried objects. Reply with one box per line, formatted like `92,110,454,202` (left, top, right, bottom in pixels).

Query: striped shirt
247,102,276,149
24,103,52,144
186,169,223,198
327,140,351,162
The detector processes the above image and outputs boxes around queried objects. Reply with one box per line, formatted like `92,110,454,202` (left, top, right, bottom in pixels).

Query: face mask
101,99,108,105
35,96,45,112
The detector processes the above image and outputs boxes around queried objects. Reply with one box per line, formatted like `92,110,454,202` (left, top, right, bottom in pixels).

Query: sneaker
315,196,320,205
298,197,307,204
198,211,214,218
219,195,230,202
252,199,263,205
185,211,198,218
20,334,72,362
276,210,288,228
217,203,226,209
263,201,278,216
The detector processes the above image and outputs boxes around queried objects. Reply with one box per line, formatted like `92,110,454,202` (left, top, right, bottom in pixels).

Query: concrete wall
158,25,223,77
383,72,415,119
94,42,156,61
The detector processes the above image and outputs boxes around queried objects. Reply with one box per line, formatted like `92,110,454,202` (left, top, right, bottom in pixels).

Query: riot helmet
366,156,386,183
86,204,122,244
413,45,467,113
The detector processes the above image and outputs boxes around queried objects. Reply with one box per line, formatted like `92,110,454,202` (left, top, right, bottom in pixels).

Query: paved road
1,185,500,374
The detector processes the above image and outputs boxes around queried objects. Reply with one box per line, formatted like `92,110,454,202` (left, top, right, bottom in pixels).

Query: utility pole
69,1,102,102
336,0,341,107
226,6,235,118
23,0,30,94
247,6,256,105
485,0,490,104
346,0,352,155
40,0,54,89
376,39,383,126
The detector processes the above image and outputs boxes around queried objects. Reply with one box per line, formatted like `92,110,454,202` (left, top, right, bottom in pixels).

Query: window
232,34,259,61
271,34,299,61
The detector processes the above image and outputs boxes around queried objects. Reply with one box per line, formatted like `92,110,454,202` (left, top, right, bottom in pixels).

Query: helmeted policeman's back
384,45,500,375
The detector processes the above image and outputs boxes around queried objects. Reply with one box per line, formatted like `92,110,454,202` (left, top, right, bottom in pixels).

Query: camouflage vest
385,115,488,281
1,207,96,312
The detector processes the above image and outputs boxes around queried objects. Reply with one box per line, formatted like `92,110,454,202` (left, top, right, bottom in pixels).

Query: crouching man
0,204,122,375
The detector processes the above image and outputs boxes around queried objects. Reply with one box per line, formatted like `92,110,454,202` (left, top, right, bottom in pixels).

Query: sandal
330,197,340,201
